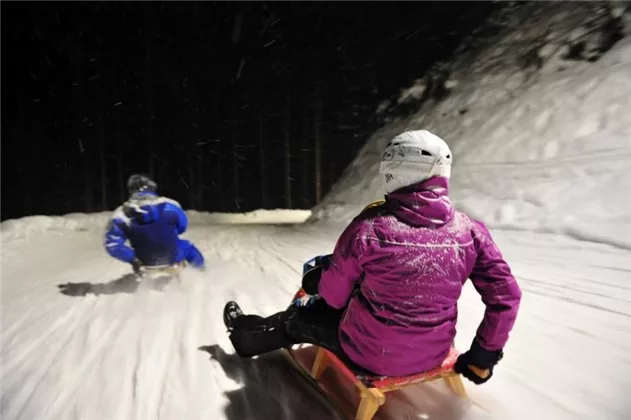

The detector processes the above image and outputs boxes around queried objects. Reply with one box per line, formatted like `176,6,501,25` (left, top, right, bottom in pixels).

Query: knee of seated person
228,332,256,358
230,327,295,357
230,340,258,358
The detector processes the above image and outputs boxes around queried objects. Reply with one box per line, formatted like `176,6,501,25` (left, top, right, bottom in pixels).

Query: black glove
131,258,143,275
454,340,503,385
301,254,332,295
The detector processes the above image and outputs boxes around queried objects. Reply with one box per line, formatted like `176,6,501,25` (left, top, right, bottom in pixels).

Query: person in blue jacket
104,174,205,273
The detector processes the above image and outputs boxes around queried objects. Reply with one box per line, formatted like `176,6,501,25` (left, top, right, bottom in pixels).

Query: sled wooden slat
310,346,467,420
140,261,186,274
356,347,463,391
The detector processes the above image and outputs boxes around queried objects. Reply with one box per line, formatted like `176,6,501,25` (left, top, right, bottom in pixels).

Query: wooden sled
284,289,468,420
137,262,187,287
139,261,186,275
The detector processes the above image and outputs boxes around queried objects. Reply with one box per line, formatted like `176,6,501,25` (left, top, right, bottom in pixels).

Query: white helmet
380,130,452,193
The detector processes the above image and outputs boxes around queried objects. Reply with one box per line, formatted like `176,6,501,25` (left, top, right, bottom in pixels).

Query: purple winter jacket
318,177,522,377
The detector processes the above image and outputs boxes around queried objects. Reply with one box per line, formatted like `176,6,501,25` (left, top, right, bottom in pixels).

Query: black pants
229,300,346,359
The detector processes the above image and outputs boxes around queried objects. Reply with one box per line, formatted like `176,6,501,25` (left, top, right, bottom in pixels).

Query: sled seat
310,346,467,420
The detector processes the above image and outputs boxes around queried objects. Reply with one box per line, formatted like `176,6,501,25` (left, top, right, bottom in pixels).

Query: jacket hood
385,176,454,228
123,192,160,224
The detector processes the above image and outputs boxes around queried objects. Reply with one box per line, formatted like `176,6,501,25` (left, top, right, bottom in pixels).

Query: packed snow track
2,220,630,420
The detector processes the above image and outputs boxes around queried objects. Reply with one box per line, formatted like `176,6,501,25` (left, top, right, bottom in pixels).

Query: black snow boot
223,301,244,331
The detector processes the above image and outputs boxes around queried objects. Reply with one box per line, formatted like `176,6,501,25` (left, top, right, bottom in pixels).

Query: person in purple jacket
223,130,522,384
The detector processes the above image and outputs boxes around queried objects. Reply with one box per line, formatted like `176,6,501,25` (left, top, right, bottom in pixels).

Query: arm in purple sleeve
318,220,364,309
469,221,522,351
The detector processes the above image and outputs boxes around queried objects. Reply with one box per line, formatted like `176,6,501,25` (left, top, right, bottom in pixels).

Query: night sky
1,1,498,221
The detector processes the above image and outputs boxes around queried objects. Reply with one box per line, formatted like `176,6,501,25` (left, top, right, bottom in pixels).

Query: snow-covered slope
312,2,631,249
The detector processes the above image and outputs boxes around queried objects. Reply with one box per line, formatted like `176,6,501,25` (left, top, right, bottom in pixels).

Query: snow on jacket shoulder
104,192,188,266
318,177,521,376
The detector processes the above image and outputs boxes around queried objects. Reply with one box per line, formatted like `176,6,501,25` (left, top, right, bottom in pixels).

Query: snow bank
0,213,113,241
311,2,631,250
186,209,311,225
0,209,312,241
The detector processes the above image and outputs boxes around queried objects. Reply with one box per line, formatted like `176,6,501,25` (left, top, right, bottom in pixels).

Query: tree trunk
302,101,310,208
144,8,154,178
187,151,196,209
284,92,292,208
191,2,203,210
232,10,244,45
111,73,124,203
14,60,33,215
314,83,323,204
258,115,268,208
98,126,107,210
117,156,125,202
74,42,92,212
84,160,93,212
212,80,224,211
97,50,108,211
215,147,224,211
196,147,203,209
231,96,240,210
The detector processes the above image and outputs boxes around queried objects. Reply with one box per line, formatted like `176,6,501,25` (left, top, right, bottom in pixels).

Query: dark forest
1,2,499,221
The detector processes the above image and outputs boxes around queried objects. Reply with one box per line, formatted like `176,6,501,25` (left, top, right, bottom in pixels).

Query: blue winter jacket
104,192,202,267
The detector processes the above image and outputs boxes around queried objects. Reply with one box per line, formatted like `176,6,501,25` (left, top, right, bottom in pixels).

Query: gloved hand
454,340,503,385
301,254,332,295
313,254,332,268
293,294,320,307
302,254,332,275
131,258,143,275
